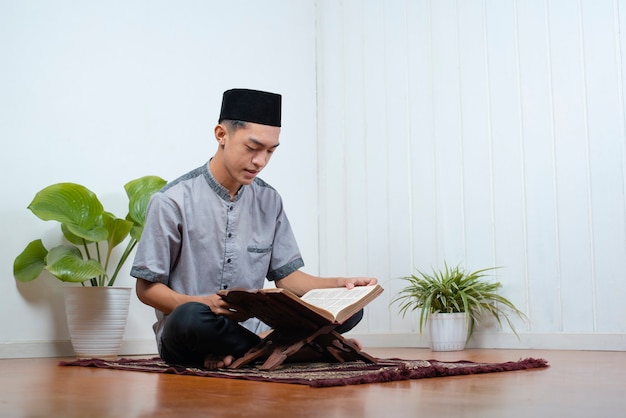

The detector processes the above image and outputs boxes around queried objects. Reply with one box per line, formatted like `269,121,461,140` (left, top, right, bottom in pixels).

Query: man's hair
221,119,248,133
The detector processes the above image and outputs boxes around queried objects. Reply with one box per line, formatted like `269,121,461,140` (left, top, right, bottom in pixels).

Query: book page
300,286,379,318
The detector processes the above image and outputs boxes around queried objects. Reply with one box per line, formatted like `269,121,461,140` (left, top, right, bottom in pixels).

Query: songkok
219,88,282,127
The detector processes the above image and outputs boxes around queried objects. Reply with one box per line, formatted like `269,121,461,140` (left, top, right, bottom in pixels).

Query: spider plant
393,263,526,340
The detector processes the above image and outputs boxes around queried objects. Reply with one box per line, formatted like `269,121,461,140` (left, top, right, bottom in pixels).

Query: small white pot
63,286,131,358
428,312,468,351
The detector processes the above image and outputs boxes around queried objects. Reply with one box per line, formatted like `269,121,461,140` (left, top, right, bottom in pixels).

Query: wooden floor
1,348,625,418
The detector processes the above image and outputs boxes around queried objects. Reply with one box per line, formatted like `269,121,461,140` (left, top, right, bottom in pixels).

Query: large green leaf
61,223,84,246
28,183,108,243
125,175,166,240
13,239,48,282
45,245,106,283
104,212,132,250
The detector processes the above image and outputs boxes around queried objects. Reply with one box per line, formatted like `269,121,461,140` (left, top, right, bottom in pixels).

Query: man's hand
276,271,379,296
136,279,252,321
340,277,378,289
202,293,252,322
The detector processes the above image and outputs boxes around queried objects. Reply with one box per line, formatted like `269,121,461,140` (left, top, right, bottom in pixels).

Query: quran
218,285,384,370
219,285,383,329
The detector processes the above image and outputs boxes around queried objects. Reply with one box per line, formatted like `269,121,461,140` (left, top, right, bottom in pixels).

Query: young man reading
131,88,377,369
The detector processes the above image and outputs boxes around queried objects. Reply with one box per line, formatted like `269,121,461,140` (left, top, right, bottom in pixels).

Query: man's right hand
203,293,252,322
136,279,252,322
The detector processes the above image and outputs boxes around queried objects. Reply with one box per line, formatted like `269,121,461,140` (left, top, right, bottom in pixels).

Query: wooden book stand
219,287,380,371
228,324,377,371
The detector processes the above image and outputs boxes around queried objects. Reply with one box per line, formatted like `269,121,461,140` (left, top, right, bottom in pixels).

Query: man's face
221,122,281,186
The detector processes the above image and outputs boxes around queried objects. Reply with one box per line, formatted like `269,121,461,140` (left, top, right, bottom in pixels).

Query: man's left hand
341,277,378,289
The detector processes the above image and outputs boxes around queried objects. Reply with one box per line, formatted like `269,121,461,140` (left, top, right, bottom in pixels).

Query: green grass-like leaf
392,262,526,340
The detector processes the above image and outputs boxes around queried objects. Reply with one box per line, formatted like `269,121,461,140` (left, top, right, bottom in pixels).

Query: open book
218,284,383,330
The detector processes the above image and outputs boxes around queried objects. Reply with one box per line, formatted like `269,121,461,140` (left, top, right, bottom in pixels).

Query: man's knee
335,309,364,334
169,301,212,319
161,301,260,362
163,302,214,337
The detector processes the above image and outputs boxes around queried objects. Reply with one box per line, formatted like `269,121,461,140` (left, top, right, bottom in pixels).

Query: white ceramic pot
63,287,132,358
428,312,468,351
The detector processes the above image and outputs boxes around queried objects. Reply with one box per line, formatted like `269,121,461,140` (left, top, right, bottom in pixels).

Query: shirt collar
203,160,245,203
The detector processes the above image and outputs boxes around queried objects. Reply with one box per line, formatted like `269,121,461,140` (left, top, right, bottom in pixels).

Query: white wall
318,0,626,350
0,0,318,357
3,0,626,358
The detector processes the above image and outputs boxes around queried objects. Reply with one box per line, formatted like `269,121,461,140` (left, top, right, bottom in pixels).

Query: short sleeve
130,193,181,284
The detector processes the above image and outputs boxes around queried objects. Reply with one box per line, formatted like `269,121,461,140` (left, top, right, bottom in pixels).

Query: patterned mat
59,356,548,388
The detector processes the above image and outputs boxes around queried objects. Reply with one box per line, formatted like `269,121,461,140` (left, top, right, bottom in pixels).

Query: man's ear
214,123,228,146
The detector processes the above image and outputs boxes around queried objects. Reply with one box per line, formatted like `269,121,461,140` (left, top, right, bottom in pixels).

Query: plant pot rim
63,286,133,292
431,312,467,317
63,286,132,289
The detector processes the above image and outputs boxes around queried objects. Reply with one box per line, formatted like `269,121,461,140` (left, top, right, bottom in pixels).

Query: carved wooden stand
228,324,378,371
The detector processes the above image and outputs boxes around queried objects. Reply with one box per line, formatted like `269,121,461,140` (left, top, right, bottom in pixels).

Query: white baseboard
347,331,626,351
0,339,158,359
2,332,625,359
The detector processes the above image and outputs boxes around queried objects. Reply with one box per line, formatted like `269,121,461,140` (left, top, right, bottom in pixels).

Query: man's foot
203,354,235,369
345,338,363,351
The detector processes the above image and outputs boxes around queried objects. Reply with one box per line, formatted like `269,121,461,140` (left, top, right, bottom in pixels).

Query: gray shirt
131,162,304,352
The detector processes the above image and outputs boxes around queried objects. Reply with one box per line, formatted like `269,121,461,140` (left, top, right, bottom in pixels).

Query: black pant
160,301,364,367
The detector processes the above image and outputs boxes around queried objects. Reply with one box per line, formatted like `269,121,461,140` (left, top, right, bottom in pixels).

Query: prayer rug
59,356,548,388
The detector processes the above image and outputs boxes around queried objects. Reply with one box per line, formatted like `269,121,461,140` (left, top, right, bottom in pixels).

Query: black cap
218,88,282,127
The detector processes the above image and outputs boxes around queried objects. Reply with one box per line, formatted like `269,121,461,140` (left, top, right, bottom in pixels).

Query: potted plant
393,262,526,351
13,175,166,358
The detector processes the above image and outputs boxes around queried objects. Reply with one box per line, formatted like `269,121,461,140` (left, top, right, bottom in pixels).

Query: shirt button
227,233,232,238
223,285,228,289
226,258,231,263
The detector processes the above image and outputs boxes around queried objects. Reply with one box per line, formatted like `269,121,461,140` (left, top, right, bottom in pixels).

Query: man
131,88,377,369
